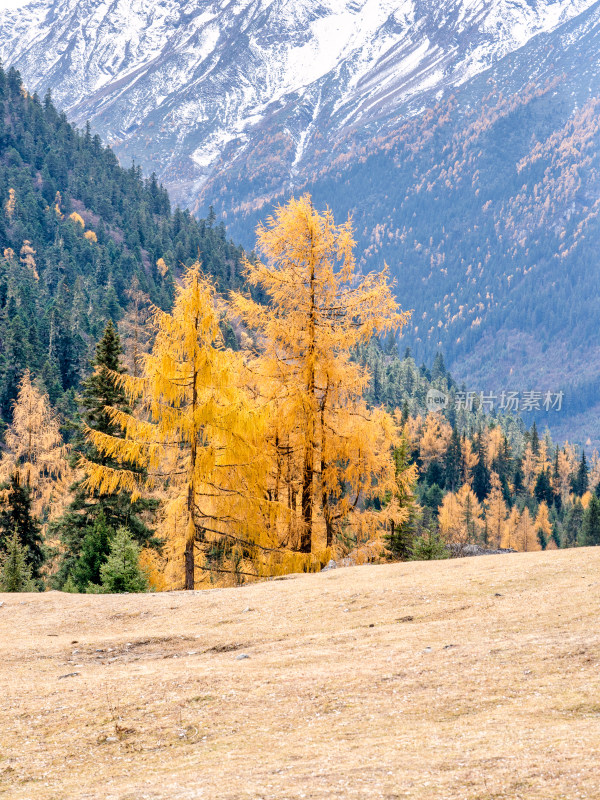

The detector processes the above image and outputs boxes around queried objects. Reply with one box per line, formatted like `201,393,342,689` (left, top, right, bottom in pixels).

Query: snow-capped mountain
2,0,600,443
0,0,596,203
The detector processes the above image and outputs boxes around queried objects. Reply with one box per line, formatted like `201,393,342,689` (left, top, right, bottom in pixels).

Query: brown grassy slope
1,549,600,800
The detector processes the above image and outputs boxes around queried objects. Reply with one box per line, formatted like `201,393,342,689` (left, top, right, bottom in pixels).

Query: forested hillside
0,64,245,427
1,69,599,597
198,2,600,446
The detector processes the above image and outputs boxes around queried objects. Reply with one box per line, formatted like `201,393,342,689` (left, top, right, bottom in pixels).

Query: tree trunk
184,538,195,590
300,224,316,554
301,437,314,553
320,383,333,548
185,306,200,589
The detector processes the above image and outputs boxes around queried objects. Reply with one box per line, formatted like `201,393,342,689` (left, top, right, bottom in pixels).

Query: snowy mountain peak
0,0,596,203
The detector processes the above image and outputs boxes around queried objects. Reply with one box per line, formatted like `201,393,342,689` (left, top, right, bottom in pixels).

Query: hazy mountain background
1,0,599,444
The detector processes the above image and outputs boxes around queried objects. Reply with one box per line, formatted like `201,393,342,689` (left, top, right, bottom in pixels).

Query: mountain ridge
1,0,600,444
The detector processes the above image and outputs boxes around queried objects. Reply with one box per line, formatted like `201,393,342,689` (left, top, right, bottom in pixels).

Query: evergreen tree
0,530,36,592
534,468,554,507
513,461,525,495
97,527,149,593
386,435,419,559
431,352,447,381
563,500,584,547
530,422,540,455
423,483,444,516
51,322,156,587
0,475,44,580
471,434,490,502
579,494,600,547
410,531,449,561
444,426,462,492
71,511,113,591
572,452,589,497
551,520,562,549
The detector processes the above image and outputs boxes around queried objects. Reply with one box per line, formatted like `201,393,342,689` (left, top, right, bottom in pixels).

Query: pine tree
431,352,447,381
0,530,36,592
563,500,584,547
444,426,462,492
534,468,554,507
572,452,589,497
97,527,149,593
410,531,448,561
51,322,155,587
0,475,45,580
534,502,552,550
579,494,600,547
530,422,540,455
385,427,419,559
71,511,112,591
472,433,491,502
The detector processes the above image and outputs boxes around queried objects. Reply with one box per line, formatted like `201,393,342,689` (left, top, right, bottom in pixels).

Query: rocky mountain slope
0,0,594,201
1,0,600,443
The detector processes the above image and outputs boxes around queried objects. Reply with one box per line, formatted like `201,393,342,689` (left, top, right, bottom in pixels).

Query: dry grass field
1,548,600,800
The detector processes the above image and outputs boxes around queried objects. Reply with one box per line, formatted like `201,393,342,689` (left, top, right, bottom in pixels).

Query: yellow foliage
501,507,520,550
439,484,483,545
581,491,592,510
461,437,478,485
485,472,507,548
20,240,39,281
231,193,410,555
589,450,600,494
82,263,275,590
419,413,451,470
139,548,166,591
4,188,16,223
0,370,72,521
84,230,97,243
534,501,552,547
522,444,537,495
156,257,168,276
69,212,85,228
515,507,540,552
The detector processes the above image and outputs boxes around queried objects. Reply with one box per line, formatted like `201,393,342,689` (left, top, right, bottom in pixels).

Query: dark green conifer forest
0,64,245,429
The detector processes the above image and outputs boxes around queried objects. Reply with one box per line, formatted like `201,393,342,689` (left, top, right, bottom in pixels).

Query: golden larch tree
419,413,451,471
232,193,410,553
522,444,537,495
82,264,273,590
439,484,483,546
515,506,540,551
485,472,507,548
461,437,479,486
501,506,520,550
534,501,552,549
0,370,71,519
588,449,600,494
556,445,576,501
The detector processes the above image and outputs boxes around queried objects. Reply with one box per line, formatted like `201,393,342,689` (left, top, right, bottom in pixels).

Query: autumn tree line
1,196,409,590
1,193,599,593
